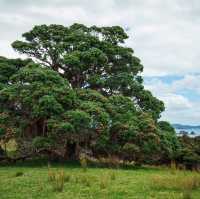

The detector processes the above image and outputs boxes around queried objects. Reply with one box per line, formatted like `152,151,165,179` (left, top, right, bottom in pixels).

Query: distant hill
172,124,200,129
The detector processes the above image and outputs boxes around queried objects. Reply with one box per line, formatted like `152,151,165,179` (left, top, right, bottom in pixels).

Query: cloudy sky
0,0,200,125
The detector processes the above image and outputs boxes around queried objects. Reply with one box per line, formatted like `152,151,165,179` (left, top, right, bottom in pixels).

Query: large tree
0,24,171,163
0,60,163,162
12,24,164,120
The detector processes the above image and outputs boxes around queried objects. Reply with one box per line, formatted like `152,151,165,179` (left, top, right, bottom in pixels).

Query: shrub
32,136,53,149
15,171,24,177
122,143,140,162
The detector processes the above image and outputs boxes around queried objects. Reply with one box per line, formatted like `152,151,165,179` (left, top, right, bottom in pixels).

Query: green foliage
0,127,6,137
0,64,76,153
158,121,180,162
0,23,182,165
0,112,9,124
177,136,200,170
32,137,53,149
12,23,164,120
14,171,24,177
122,143,140,161
136,90,165,120
0,56,32,85
0,64,74,132
64,110,91,132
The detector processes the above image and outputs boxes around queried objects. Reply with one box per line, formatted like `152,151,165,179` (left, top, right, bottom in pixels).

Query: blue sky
0,0,200,124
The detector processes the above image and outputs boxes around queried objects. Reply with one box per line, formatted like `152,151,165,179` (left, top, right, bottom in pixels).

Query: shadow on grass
0,158,160,173
0,158,79,168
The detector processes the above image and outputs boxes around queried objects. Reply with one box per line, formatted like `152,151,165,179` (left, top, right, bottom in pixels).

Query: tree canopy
0,24,182,165
12,23,164,120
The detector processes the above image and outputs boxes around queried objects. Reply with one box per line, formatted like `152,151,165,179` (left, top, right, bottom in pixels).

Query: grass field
0,161,200,199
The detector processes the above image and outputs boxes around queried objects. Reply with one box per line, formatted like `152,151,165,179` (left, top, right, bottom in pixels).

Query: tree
48,88,110,159
0,62,110,159
177,135,200,170
0,23,170,163
0,56,32,89
158,121,180,163
94,95,161,163
12,23,164,120
0,63,76,157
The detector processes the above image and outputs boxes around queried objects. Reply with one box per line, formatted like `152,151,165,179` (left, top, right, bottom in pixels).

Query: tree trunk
64,142,77,160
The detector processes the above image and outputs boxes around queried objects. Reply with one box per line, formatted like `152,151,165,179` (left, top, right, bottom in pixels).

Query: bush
32,136,53,149
15,171,24,177
122,143,140,162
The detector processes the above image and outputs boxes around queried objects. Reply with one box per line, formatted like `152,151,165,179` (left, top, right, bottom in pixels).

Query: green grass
0,161,200,199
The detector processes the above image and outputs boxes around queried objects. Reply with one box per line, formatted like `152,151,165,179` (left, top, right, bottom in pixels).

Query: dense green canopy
12,23,164,120
0,24,181,164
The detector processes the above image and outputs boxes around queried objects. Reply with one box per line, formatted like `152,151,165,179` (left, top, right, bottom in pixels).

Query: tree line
0,24,199,168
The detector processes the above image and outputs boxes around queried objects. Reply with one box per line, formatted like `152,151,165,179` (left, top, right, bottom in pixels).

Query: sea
175,128,200,137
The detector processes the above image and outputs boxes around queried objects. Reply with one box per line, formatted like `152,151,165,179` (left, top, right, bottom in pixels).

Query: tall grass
52,170,65,192
48,168,71,192
182,190,192,199
151,172,200,194
109,170,116,181
100,174,109,189
48,169,55,182
170,160,177,174
79,154,88,172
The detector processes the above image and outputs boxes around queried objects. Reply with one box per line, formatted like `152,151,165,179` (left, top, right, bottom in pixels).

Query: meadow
0,161,200,199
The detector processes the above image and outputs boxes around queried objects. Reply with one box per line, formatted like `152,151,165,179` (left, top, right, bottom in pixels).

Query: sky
0,0,200,125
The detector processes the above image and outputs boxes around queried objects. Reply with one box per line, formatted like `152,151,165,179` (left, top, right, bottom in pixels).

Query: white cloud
145,79,172,95
145,75,200,125
172,75,200,94
161,94,192,111
0,0,200,76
